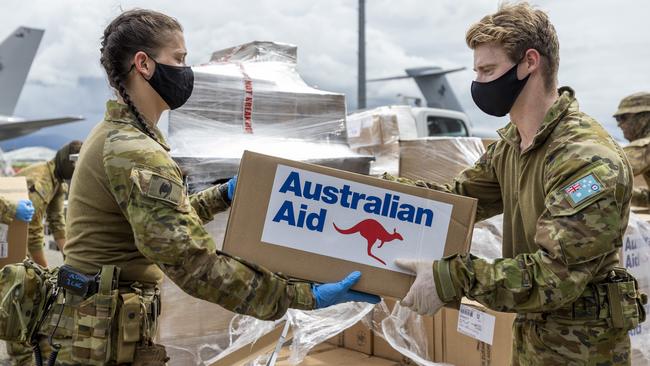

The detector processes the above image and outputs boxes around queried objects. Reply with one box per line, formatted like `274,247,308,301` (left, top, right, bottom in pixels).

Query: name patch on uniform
146,175,183,206
563,174,603,206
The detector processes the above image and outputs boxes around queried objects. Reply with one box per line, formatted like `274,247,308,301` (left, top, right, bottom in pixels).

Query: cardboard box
343,319,373,355
0,177,29,267
325,333,344,347
436,299,516,366
399,137,485,185
274,344,397,366
347,112,400,149
223,151,477,299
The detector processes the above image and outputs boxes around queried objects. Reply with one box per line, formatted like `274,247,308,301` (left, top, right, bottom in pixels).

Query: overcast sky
1,0,649,150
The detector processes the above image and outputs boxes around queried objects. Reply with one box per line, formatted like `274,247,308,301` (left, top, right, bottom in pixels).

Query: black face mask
471,63,530,117
146,59,194,110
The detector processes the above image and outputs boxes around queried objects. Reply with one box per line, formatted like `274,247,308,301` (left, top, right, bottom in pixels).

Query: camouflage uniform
30,101,315,365
0,196,16,225
387,87,643,365
615,92,650,208
14,160,67,255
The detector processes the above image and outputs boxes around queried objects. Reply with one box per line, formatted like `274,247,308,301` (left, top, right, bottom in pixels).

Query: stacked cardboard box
435,299,515,366
346,110,401,176
327,297,515,366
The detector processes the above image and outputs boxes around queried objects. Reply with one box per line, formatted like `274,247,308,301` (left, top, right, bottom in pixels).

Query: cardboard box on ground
0,177,28,267
222,151,477,299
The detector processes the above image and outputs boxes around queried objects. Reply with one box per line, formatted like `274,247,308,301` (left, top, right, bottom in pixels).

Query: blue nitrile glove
15,199,34,222
312,271,381,309
227,175,238,201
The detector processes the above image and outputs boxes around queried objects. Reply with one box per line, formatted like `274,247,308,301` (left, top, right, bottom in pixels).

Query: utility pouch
0,260,56,342
70,265,119,365
116,292,142,363
606,267,647,330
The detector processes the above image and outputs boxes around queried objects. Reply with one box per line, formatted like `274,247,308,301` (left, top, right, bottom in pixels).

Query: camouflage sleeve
383,142,503,221
27,199,45,254
45,183,67,240
623,144,650,177
433,142,630,312
0,196,16,225
104,139,314,320
189,184,230,224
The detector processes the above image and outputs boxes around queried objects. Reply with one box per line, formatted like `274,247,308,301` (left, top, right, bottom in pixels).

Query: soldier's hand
15,199,34,222
227,175,238,201
312,271,380,308
395,259,443,315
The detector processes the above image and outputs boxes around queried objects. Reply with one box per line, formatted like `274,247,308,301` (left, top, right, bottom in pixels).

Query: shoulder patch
146,175,183,206
563,173,604,206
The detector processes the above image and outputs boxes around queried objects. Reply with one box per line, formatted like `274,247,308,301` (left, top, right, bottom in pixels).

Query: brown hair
100,9,182,138
466,2,559,91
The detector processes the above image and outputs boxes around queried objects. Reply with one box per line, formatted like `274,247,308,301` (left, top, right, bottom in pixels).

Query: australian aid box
222,151,477,299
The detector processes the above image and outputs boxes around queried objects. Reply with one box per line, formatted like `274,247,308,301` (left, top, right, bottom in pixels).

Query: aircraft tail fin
369,66,465,112
0,27,44,116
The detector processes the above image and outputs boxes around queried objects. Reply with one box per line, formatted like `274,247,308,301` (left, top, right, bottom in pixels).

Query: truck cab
411,107,472,137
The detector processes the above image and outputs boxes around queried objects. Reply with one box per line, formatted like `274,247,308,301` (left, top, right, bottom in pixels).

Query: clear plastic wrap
471,214,504,262
167,41,373,191
399,137,485,184
345,106,418,176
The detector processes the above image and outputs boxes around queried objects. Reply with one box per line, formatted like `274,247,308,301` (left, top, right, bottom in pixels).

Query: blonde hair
466,2,559,91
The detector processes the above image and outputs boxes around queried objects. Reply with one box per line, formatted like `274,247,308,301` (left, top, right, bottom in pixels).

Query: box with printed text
222,151,477,299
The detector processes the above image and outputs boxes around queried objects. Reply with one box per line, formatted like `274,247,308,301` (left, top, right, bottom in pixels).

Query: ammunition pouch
548,267,647,330
0,260,57,343
116,284,163,364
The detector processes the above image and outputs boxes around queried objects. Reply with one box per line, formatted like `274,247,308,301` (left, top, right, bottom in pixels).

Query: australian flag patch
563,174,603,206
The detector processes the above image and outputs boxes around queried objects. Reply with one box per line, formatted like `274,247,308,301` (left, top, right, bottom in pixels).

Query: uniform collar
498,86,577,152
104,100,171,151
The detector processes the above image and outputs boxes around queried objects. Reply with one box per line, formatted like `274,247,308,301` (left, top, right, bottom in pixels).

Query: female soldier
36,9,378,365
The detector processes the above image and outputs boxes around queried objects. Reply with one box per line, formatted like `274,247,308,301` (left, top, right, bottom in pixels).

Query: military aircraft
0,26,83,141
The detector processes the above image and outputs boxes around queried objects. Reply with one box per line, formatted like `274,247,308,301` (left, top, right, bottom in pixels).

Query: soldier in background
390,3,645,365
615,92,650,208
14,140,81,267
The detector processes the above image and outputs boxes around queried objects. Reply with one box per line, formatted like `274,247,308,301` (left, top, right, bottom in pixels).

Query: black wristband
218,183,231,204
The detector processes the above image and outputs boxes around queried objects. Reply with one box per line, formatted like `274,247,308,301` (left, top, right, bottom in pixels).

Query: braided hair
100,9,182,139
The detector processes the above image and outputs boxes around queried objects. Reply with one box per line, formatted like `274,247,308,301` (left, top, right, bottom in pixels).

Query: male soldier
0,197,34,225
615,92,650,208
390,3,645,365
15,140,81,267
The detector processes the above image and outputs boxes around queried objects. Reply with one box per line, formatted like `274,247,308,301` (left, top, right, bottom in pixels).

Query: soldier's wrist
218,183,231,206
289,281,316,310
433,258,460,303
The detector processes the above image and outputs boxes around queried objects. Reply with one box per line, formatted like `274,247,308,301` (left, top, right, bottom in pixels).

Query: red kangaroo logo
333,219,404,265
